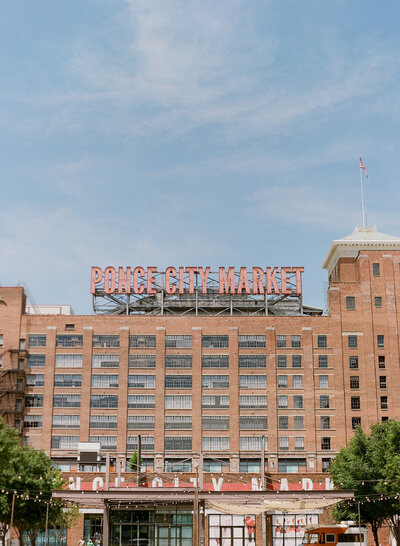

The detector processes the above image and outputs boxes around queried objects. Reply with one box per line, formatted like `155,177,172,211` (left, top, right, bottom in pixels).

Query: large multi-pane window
239,375,266,389
56,335,83,348
373,263,380,277
291,335,301,348
165,375,192,389
294,416,304,429
89,415,118,429
348,335,358,348
24,415,42,428
165,355,192,368
320,395,330,408
54,374,81,388
53,394,80,408
129,355,156,368
321,437,331,450
278,376,288,389
293,395,303,408
318,375,329,388
92,335,120,348
202,355,229,368
89,436,117,449
165,395,192,409
26,374,44,387
27,354,45,367
239,395,267,409
318,355,328,368
378,355,386,368
128,395,155,408
375,296,382,308
51,436,79,449
127,436,154,451
277,355,287,368
277,335,286,348
351,396,360,410
202,336,229,348
91,375,119,388
381,396,388,410
346,297,355,310
350,376,360,390
379,376,387,389
278,458,306,473
127,416,155,429
292,355,302,368
129,335,156,348
55,354,82,368
28,335,46,347
202,437,229,451
377,335,385,348
52,415,80,428
279,416,289,429
238,335,265,348
202,416,229,430
352,417,361,429
204,458,230,472
202,395,229,409
90,395,118,408
349,356,359,369
165,335,192,348
165,416,192,430
164,459,192,472
202,374,230,389
239,355,266,368
294,437,304,450
240,436,267,451
128,375,155,388
239,416,267,430
26,394,43,407
278,395,288,408
165,437,192,451
279,437,289,450
92,355,119,368
292,375,303,388
320,416,330,430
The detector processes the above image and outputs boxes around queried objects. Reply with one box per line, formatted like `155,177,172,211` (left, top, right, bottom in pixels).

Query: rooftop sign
90,266,304,296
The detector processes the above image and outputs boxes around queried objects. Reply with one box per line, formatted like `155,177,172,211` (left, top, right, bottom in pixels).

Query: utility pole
137,435,142,487
9,492,16,544
193,467,199,546
45,502,50,546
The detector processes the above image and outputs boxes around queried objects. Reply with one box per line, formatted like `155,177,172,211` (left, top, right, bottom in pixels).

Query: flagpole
360,160,366,229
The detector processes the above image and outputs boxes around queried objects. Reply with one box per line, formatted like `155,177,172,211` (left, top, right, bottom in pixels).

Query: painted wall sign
90,267,304,296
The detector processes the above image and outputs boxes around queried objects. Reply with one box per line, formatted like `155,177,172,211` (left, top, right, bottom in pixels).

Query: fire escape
0,348,26,432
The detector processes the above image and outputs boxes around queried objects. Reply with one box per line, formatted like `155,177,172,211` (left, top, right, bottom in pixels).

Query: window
92,335,120,348
375,297,382,308
202,395,229,409
292,355,302,368
279,437,289,450
0,334,3,346
165,355,192,368
321,437,331,450
24,415,42,428
127,436,154,451
202,335,229,348
89,415,118,429
202,375,229,389
19,339,25,350
278,375,288,389
52,415,80,428
89,436,117,450
294,437,304,450
277,335,286,348
129,335,156,348
322,458,331,472
381,396,388,410
240,436,267,451
129,355,156,368
278,395,288,408
127,416,155,430
165,436,192,451
294,416,304,429
128,395,155,408
165,395,192,409
28,335,46,347
91,374,119,388
350,376,360,390
26,374,44,387
239,416,267,430
53,394,80,408
202,416,229,430
279,416,289,429
165,335,192,348
349,356,359,369
352,417,361,430
65,323,75,331
238,355,265,368
239,375,266,389
92,354,119,368
378,355,386,368
277,355,287,368
56,335,83,348
293,395,303,408
202,355,229,368
239,459,263,473
128,375,155,388
373,263,380,277
351,396,360,410
165,416,192,430
320,416,330,430
54,374,81,388
27,354,45,367
382,416,389,422
292,375,303,389
320,395,329,408
317,335,327,348
90,395,118,408
202,437,229,451
348,335,358,348
377,335,384,348
165,375,192,389
346,297,355,310
239,395,266,409
318,355,328,368
291,335,301,348
51,436,79,449
238,335,265,348
55,354,82,368
164,459,192,472
278,458,306,473
25,394,43,407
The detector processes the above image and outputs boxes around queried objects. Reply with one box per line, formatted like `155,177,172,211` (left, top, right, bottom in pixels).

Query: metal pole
9,492,16,543
137,435,142,487
45,501,50,546
358,501,362,546
193,467,199,546
261,435,265,490
105,452,110,491
360,163,366,229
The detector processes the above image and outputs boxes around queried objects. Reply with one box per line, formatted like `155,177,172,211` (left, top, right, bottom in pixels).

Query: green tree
0,421,21,545
129,450,142,472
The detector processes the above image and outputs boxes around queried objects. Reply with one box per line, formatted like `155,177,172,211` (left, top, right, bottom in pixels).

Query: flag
360,157,369,179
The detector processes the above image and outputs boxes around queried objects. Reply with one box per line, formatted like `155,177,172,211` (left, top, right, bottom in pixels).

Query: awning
207,498,341,515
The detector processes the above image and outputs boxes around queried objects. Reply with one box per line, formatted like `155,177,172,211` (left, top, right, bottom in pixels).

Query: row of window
345,296,383,310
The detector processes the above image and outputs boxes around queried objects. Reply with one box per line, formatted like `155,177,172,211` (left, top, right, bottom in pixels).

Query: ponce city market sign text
91,266,304,296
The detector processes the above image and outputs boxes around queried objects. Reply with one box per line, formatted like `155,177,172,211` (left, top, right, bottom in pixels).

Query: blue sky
1,1,400,314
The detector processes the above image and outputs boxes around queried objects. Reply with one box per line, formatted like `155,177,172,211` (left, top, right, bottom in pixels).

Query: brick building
1,226,399,546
